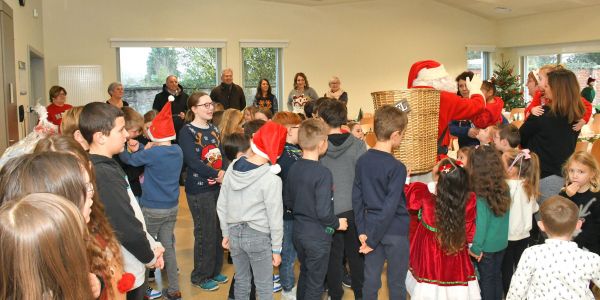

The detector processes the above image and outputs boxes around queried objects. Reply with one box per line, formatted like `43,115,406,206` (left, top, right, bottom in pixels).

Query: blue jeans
294,235,331,300
477,249,505,300
142,206,180,293
363,234,408,300
186,190,224,284
280,219,297,292
229,223,274,300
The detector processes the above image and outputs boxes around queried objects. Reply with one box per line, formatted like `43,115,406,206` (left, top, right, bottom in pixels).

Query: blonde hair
122,106,144,131
0,193,93,300
60,106,84,136
219,108,244,138
563,151,600,192
504,149,541,200
298,118,328,150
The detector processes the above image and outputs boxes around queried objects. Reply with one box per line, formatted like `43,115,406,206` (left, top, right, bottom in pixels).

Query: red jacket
525,90,591,122
472,96,504,128
438,91,485,149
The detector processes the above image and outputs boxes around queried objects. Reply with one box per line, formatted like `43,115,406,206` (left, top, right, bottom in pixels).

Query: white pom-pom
168,95,175,102
270,164,281,174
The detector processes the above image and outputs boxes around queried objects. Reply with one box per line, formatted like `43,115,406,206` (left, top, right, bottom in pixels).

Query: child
467,145,510,300
220,108,244,138
60,106,89,150
0,193,94,299
79,102,164,300
493,124,520,153
472,80,504,130
120,98,184,300
255,108,273,121
405,158,479,299
353,105,410,299
559,151,600,255
318,99,367,300
118,106,146,200
217,121,287,300
456,146,472,166
285,118,348,300
475,125,495,146
272,111,303,299
142,109,157,144
501,149,540,294
507,196,600,299
242,106,258,124
347,121,365,141
179,92,227,291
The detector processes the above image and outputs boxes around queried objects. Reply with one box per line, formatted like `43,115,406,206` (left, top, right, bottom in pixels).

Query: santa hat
250,121,288,174
407,60,449,88
147,95,176,142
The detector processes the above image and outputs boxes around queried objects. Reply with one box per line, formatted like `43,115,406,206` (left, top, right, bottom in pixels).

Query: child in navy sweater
120,97,183,299
352,105,410,300
285,118,348,300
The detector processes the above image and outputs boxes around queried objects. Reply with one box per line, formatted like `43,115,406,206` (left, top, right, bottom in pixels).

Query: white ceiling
262,0,600,19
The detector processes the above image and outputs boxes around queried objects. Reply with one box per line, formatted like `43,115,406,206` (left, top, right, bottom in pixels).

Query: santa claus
407,60,486,159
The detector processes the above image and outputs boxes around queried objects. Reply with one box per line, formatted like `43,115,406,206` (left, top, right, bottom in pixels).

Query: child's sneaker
273,274,280,283
342,273,352,288
281,286,296,300
162,288,182,300
192,279,219,291
213,273,229,284
144,287,162,299
273,281,282,293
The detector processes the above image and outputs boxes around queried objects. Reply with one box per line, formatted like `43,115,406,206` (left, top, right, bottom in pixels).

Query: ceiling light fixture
494,6,512,14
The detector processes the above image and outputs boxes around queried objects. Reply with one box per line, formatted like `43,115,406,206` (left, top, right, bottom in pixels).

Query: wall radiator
58,65,104,106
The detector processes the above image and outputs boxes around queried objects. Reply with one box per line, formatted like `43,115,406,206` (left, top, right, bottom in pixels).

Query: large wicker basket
371,89,440,174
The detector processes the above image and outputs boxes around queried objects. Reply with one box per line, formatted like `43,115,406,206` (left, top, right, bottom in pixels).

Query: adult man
210,68,246,110
153,75,189,143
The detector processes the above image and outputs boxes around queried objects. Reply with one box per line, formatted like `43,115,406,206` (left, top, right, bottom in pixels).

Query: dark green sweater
581,86,595,103
471,196,509,255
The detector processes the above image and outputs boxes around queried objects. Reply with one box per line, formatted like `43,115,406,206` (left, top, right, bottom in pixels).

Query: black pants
326,210,364,299
501,238,529,294
476,250,505,300
295,235,331,300
126,282,147,300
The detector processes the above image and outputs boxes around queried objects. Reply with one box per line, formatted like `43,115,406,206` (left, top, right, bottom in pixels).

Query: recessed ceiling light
494,6,512,14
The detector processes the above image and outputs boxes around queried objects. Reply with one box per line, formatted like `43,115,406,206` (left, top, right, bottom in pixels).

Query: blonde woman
325,76,348,104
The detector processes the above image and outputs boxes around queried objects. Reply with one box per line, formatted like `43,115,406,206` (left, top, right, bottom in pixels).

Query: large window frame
466,46,495,80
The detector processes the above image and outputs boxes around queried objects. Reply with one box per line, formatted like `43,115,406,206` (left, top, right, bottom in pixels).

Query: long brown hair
467,145,510,216
0,193,93,300
185,92,209,122
503,149,541,200
547,69,585,124
219,108,244,138
434,158,471,254
33,135,123,298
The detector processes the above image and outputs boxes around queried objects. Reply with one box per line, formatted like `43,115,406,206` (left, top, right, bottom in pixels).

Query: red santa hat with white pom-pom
147,95,176,142
250,121,287,174
407,60,450,88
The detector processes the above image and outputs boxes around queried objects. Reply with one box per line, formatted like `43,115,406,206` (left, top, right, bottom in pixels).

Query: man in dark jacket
210,68,246,110
153,75,189,143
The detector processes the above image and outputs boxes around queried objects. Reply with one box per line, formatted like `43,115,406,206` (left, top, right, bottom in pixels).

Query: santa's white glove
466,74,484,98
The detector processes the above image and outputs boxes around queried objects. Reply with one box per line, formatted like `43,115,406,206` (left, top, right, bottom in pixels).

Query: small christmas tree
493,59,525,111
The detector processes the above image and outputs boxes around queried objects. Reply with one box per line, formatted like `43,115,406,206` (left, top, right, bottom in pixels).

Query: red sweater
46,103,73,126
525,90,591,122
472,96,504,128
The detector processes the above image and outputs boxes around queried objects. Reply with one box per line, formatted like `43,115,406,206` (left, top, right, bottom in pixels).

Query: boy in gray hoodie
318,98,367,300
217,121,287,300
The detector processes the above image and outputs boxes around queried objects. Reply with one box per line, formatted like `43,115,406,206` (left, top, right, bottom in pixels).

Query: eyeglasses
85,182,94,196
195,102,214,109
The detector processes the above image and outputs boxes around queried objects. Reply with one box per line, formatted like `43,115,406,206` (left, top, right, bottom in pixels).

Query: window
241,46,283,110
467,50,491,80
562,52,600,103
522,54,558,102
118,47,221,114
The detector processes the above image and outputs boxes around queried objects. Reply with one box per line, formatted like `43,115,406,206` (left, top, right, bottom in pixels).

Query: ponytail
506,149,540,201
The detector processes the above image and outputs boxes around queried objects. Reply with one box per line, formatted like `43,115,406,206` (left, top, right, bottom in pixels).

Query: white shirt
507,179,539,241
507,239,600,300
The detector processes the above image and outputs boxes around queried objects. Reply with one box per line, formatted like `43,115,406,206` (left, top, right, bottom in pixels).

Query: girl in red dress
405,158,481,299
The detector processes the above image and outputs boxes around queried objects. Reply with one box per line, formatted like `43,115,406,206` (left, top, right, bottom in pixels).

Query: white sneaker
282,287,297,300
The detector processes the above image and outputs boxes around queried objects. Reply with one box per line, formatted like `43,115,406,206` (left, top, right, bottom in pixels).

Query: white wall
41,0,496,117
4,0,44,138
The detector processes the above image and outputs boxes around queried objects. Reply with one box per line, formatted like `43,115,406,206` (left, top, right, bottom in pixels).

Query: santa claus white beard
412,76,457,93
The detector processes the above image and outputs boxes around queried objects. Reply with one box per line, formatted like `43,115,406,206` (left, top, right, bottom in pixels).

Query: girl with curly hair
467,145,510,300
405,158,480,299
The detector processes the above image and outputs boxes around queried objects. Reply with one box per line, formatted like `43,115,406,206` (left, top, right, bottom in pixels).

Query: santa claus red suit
407,60,485,158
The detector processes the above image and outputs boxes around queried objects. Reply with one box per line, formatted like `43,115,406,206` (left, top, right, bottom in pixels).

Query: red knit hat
147,95,176,142
407,60,448,88
250,121,288,174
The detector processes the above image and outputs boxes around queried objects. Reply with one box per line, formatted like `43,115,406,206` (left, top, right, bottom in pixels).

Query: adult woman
520,69,586,200
106,82,129,108
325,76,348,104
449,71,479,148
254,78,278,114
0,193,94,300
47,85,73,127
287,72,319,114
